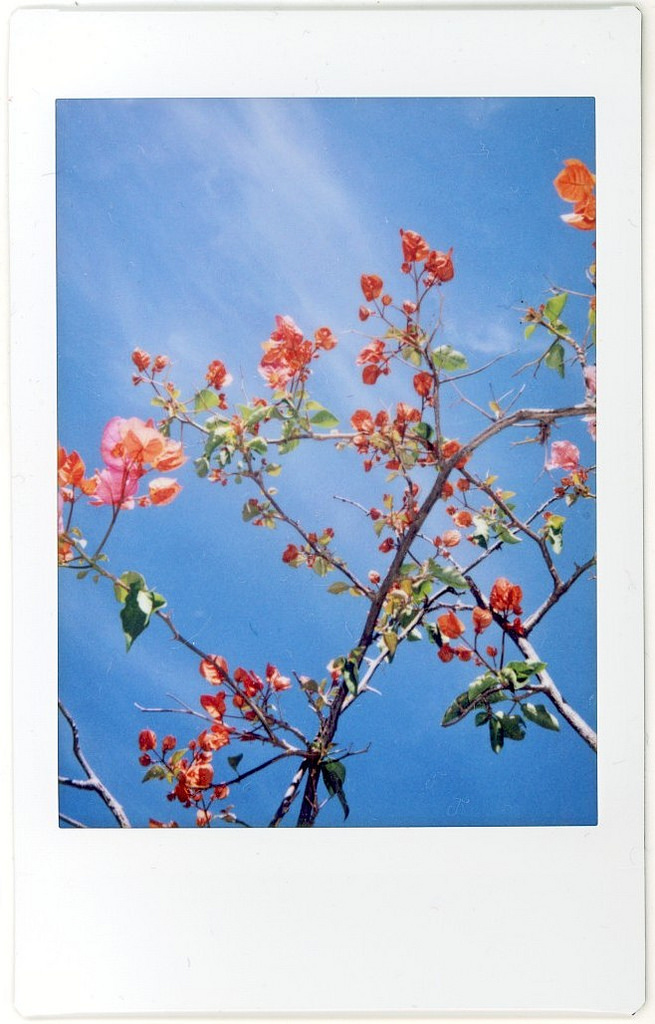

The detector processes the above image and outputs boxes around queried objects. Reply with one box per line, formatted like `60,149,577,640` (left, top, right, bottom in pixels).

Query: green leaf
342,658,359,696
401,345,423,367
321,760,350,820
278,437,299,455
442,692,471,726
194,456,210,478
474,710,489,727
499,714,526,741
544,292,568,322
524,322,537,340
266,463,282,476
522,702,560,731
310,409,339,429
114,571,146,604
545,341,565,378
489,717,504,753
312,556,331,578
242,499,261,522
76,570,89,580
468,673,500,702
327,581,350,595
170,749,187,767
429,561,469,590
228,753,244,772
247,437,268,456
120,583,154,651
413,421,433,441
493,522,521,545
194,389,219,411
431,345,468,372
142,764,167,783
504,660,547,684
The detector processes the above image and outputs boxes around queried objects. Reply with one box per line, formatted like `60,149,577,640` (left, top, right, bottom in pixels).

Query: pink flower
90,466,141,508
546,440,580,472
584,416,597,441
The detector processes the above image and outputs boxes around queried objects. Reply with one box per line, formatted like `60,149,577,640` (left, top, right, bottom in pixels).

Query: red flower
400,229,430,263
131,348,151,372
379,537,395,553
438,645,455,663
200,692,227,720
148,478,182,506
453,509,473,528
489,578,523,616
413,371,434,398
554,159,596,231
282,543,300,564
546,441,580,472
360,274,383,301
206,359,233,390
441,530,461,548
152,355,169,373
162,735,177,752
185,762,214,789
198,724,231,751
314,326,337,351
425,248,454,283
199,656,229,685
138,729,157,751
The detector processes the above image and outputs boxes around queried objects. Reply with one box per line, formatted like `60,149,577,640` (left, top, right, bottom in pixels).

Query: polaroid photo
9,6,643,1017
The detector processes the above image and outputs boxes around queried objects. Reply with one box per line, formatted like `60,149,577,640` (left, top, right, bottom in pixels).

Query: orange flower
149,819,179,828
199,656,229,685
438,645,455,663
453,510,473,528
413,371,434,397
152,355,169,373
489,577,523,616
554,159,596,231
120,418,167,466
400,229,430,263
553,159,595,203
440,481,454,500
196,809,212,827
472,607,493,634
149,478,182,506
441,530,461,548
213,784,230,800
138,729,157,751
162,735,176,752
360,274,383,301
153,439,186,471
441,439,461,459
131,348,151,372
58,447,86,488
351,409,375,434
314,326,337,350
437,611,466,639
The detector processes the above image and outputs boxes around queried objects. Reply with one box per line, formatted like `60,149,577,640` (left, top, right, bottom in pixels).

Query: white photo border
9,6,643,1017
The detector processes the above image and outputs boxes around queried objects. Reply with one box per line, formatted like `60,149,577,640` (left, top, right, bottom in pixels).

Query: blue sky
57,98,596,828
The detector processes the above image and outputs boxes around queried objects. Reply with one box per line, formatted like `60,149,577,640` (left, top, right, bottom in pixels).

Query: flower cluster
85,417,185,509
131,348,170,385
259,316,337,391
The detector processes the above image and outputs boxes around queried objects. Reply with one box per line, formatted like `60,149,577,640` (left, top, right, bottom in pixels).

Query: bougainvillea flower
282,544,301,564
161,735,176,752
472,607,493,634
441,530,461,548
233,666,264,697
197,724,231,751
400,229,430,263
259,315,313,389
206,359,233,390
200,656,229,685
184,762,214,789
90,465,141,508
138,729,157,751
413,371,434,398
58,447,86,488
131,348,151,372
553,159,596,203
453,509,473,528
425,248,455,283
438,645,455,663
148,478,182,506
546,440,580,472
584,415,597,441
200,692,227,720
121,418,168,466
360,274,383,302
152,355,169,373
266,663,292,692
437,611,466,639
151,439,185,472
490,578,523,616
314,327,338,351
553,159,596,231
